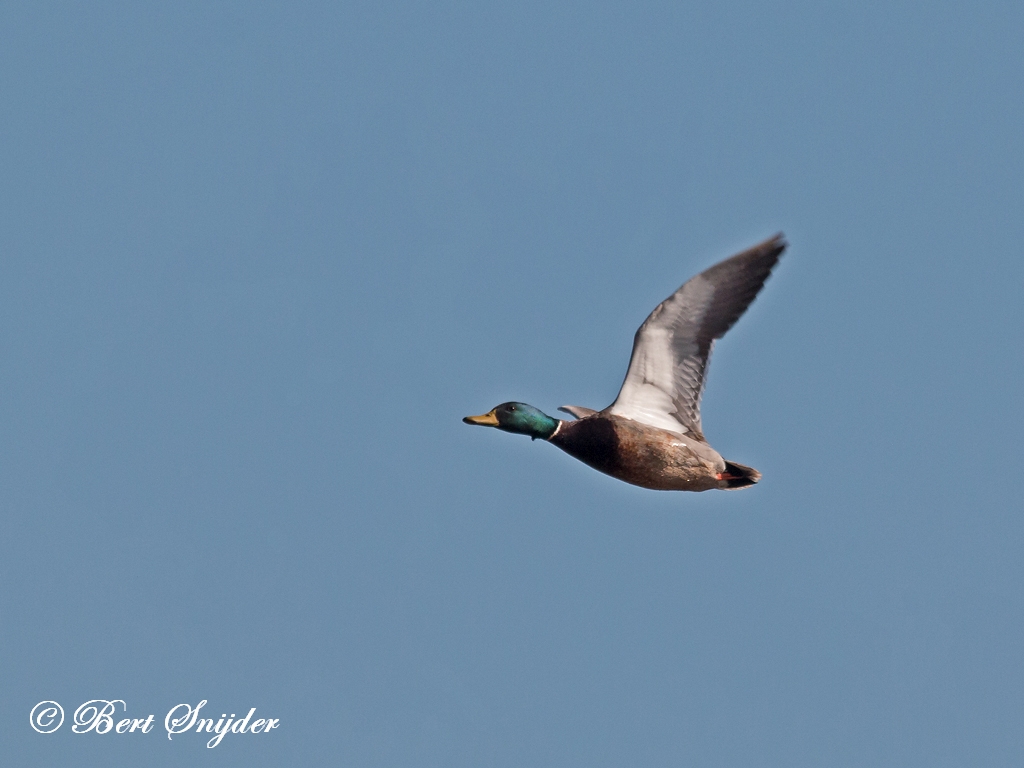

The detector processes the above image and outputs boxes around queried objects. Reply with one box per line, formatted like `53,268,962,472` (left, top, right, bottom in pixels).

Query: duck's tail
718,460,761,490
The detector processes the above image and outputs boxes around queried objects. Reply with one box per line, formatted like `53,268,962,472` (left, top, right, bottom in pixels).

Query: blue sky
2,1,1022,765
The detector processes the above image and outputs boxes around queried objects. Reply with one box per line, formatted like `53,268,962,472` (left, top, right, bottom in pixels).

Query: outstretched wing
606,234,786,440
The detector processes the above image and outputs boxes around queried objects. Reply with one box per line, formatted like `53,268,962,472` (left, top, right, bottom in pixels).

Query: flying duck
464,234,786,491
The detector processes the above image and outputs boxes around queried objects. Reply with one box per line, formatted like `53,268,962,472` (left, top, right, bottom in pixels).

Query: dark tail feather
721,460,761,490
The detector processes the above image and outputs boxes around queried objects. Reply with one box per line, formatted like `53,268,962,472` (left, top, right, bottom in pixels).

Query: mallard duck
463,234,786,492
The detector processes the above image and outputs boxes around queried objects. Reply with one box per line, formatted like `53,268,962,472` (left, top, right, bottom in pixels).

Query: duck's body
464,234,786,492
550,412,760,491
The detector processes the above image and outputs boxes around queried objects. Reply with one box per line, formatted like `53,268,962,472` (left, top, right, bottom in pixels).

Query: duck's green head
463,402,559,441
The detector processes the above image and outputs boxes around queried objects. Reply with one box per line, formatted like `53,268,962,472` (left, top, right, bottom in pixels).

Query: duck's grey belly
550,414,727,492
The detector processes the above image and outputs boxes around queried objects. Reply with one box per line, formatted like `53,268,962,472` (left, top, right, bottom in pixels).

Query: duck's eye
508,405,516,411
